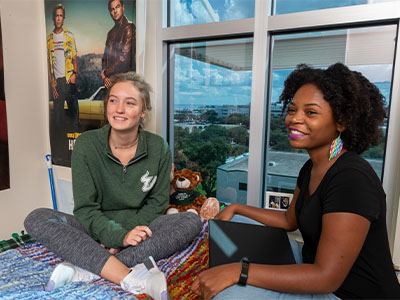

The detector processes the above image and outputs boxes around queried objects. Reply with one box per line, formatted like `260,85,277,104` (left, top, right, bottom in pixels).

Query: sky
171,0,255,25
170,0,375,25
174,48,252,106
274,0,368,14
172,0,395,107
45,0,136,55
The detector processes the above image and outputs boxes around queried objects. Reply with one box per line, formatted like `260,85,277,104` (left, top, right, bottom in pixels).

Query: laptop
208,219,296,267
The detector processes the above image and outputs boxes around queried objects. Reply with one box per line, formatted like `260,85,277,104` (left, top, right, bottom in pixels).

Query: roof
218,151,383,178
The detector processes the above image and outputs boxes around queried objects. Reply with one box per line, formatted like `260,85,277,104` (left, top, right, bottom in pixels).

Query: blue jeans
213,216,340,300
213,284,339,300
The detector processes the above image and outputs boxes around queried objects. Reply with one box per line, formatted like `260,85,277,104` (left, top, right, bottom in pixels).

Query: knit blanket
0,221,209,300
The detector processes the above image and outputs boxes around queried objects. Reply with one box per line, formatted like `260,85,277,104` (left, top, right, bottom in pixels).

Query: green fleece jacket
71,124,172,248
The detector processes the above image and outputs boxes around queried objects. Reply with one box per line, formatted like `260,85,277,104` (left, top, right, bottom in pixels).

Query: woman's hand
191,263,241,300
123,225,152,247
214,204,238,221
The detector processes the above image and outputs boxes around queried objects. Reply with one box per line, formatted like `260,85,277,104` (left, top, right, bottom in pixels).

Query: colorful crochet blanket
0,221,209,300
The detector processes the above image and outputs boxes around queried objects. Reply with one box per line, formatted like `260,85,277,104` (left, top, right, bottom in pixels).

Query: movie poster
0,19,10,191
45,0,136,166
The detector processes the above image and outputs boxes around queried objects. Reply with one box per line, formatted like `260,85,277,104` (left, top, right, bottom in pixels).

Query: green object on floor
0,230,35,253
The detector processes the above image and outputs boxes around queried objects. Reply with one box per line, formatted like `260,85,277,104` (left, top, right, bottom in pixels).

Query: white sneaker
45,262,99,292
120,256,169,300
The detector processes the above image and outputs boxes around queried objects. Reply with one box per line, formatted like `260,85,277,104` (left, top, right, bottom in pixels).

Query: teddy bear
165,167,220,220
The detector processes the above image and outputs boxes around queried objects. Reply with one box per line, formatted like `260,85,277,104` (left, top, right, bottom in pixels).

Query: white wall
0,0,52,240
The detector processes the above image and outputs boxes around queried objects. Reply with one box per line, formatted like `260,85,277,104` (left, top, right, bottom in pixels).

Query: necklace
112,135,139,150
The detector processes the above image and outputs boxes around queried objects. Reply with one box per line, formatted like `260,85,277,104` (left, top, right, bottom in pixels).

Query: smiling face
285,84,342,155
106,82,146,134
53,8,64,31
109,0,124,22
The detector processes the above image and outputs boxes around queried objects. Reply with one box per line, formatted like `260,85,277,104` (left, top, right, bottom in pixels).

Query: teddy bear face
172,169,202,191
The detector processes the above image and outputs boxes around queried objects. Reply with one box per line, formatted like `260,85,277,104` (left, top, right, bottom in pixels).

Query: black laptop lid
209,219,296,267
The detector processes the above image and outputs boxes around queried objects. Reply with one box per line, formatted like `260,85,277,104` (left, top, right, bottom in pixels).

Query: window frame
154,0,400,259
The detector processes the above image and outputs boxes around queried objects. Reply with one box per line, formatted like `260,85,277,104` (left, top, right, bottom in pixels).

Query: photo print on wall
266,191,293,211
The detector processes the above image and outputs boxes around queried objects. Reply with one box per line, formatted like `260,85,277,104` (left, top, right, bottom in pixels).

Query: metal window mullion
153,0,168,138
385,22,400,261
246,0,270,207
168,44,175,152
160,18,254,42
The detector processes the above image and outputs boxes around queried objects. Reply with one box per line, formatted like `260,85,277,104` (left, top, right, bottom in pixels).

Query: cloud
174,55,206,84
178,91,204,95
172,0,222,25
223,0,255,20
191,0,220,23
176,53,252,87
173,48,253,105
172,0,255,26
210,69,225,85
172,1,194,26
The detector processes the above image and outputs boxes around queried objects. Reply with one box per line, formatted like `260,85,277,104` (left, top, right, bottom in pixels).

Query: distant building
270,103,283,115
217,153,249,205
174,122,243,133
214,105,250,118
174,123,206,133
216,151,384,205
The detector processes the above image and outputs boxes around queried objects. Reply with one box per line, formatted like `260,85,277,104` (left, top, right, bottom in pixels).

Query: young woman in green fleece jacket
25,72,202,299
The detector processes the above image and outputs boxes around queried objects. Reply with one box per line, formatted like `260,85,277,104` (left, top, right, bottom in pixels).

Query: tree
222,113,250,129
228,126,249,146
269,115,291,151
174,112,189,123
230,144,248,157
200,125,229,141
362,145,384,159
174,124,231,196
200,110,219,124
174,126,190,150
362,129,385,159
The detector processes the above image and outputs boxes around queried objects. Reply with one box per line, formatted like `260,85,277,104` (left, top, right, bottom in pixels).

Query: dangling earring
329,133,343,161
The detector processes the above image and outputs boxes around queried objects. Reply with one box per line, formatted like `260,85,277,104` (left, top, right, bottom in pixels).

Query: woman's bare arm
215,187,300,231
192,212,370,299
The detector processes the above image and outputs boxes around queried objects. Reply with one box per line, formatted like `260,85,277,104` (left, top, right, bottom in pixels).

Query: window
161,0,400,260
169,0,255,26
265,25,397,194
169,38,253,204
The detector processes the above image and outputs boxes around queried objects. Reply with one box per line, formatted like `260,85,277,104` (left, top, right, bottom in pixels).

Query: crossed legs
24,208,202,284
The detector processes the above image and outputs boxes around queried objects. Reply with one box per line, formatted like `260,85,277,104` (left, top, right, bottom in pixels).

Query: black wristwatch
238,257,249,286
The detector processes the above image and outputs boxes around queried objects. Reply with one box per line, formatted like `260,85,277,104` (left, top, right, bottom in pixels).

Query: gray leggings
24,208,202,275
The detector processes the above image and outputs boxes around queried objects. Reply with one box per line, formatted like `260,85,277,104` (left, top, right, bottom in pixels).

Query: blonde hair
53,3,65,19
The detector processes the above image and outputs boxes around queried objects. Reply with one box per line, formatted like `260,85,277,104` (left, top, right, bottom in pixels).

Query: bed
0,220,209,299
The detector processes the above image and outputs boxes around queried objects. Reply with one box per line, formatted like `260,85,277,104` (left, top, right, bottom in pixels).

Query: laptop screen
209,219,296,267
